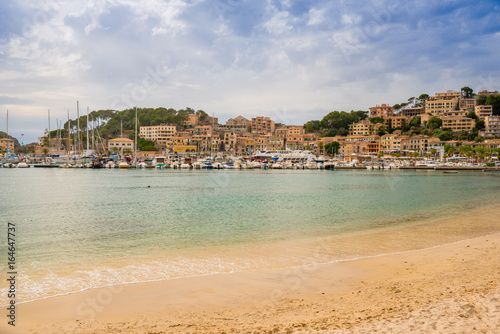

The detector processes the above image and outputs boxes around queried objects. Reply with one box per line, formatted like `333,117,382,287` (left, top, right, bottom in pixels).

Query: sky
1,0,500,144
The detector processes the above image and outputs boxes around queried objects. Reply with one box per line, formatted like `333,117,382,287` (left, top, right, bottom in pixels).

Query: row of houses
354,90,500,137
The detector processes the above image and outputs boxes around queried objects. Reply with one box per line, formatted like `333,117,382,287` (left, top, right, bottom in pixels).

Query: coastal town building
441,116,475,133
349,120,383,136
108,137,134,152
481,116,500,137
475,105,493,120
459,98,476,112
385,115,410,129
443,110,468,117
0,138,15,153
139,124,176,147
225,116,251,132
403,136,439,154
184,114,199,127
477,90,500,96
251,117,275,134
420,113,433,126
369,104,394,118
173,145,197,153
425,91,460,116
398,107,424,118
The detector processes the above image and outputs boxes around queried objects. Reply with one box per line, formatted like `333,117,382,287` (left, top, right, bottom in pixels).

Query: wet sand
4,206,500,333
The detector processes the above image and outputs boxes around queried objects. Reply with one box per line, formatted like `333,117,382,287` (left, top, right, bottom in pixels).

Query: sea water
0,168,499,304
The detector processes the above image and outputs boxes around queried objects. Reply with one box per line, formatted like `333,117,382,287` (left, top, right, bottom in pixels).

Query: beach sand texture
3,208,500,333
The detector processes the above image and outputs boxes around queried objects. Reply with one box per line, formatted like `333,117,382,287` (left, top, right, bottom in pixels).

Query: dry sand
3,204,500,334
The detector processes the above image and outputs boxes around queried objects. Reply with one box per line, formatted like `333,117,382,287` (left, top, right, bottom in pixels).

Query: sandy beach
3,226,499,333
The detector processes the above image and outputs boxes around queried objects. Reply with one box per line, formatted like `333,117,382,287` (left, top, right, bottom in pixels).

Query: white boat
223,162,236,169
305,160,318,169
152,156,167,169
213,162,223,169
271,163,282,169
180,163,191,169
249,161,261,169
136,162,148,169
118,161,130,169
17,162,29,168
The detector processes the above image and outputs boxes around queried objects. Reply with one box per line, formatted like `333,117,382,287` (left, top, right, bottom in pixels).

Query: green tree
196,109,208,121
485,95,500,116
467,111,478,120
477,95,487,106
369,117,384,124
426,117,442,130
324,141,340,155
409,116,421,128
461,86,474,99
475,119,485,131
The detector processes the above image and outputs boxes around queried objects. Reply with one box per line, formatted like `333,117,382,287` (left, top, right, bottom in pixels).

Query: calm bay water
1,168,499,304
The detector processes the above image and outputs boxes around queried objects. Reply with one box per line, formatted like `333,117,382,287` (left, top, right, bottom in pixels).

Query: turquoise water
0,168,499,304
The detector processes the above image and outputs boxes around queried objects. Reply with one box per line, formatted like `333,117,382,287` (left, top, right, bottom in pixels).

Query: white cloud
341,14,361,25
308,8,325,26
263,11,292,35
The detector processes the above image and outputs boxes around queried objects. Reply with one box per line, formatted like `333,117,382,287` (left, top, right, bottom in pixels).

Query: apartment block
459,98,476,112
475,105,493,120
251,116,275,134
349,120,383,136
139,124,176,147
225,116,251,132
482,116,500,137
441,116,475,133
425,91,460,116
385,116,410,129
398,107,424,118
369,104,394,118
0,138,15,153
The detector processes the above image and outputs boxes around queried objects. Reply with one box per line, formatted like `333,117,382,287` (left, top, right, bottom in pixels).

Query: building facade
139,124,176,147
369,104,394,118
425,91,461,116
251,117,275,134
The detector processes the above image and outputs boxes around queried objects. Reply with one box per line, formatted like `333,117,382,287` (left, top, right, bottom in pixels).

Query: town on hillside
2,87,500,168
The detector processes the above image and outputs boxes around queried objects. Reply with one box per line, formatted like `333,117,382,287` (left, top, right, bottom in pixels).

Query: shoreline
7,233,500,333
4,205,500,333
3,201,500,309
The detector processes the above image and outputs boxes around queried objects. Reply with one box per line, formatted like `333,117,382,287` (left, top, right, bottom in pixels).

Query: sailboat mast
2,110,7,155
56,118,60,155
48,109,51,156
86,107,89,156
67,110,70,155
134,106,138,162
77,101,80,156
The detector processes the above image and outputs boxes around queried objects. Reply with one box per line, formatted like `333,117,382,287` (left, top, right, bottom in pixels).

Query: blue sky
1,0,500,143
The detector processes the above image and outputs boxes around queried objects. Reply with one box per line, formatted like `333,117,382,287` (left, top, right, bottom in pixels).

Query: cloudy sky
1,0,500,143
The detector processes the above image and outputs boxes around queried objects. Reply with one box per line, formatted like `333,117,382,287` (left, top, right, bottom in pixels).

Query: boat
17,162,30,168
324,161,335,170
271,162,282,169
223,162,236,169
118,161,130,169
136,162,148,169
305,160,318,169
152,156,167,169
